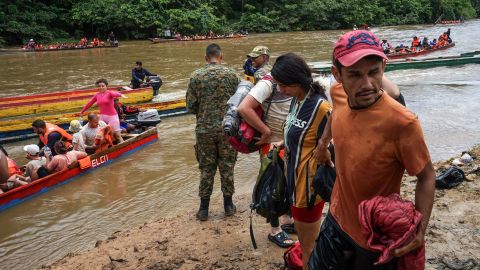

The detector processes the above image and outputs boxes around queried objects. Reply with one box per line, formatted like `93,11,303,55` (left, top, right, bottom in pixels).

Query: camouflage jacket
186,63,241,133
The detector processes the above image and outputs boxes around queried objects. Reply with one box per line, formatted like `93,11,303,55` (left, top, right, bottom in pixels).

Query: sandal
281,223,296,234
268,231,294,248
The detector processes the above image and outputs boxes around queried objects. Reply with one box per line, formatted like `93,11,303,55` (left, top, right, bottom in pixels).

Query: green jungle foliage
0,0,477,46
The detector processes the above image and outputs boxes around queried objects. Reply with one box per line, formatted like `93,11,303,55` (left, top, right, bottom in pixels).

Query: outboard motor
136,109,162,127
147,75,163,96
222,80,254,137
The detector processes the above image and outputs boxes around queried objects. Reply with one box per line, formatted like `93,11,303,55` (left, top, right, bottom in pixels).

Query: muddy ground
44,147,480,270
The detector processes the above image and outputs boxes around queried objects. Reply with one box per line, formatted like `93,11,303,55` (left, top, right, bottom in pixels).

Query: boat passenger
381,39,391,54
446,28,452,43
81,114,107,154
108,32,116,46
23,144,47,181
94,125,115,153
0,145,30,192
31,120,73,156
247,46,271,84
45,141,87,173
113,98,142,133
411,36,421,50
429,38,437,48
80,79,125,144
27,39,36,49
0,149,9,194
69,120,85,152
421,37,431,49
131,61,157,89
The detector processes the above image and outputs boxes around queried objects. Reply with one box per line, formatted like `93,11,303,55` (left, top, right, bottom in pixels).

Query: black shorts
308,213,397,270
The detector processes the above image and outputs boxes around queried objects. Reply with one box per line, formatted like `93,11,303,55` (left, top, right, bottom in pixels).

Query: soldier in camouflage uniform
186,43,241,221
247,46,271,83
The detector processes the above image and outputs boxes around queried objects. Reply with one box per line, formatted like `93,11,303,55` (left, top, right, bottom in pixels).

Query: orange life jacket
39,123,73,147
95,126,114,153
412,39,420,47
7,157,22,176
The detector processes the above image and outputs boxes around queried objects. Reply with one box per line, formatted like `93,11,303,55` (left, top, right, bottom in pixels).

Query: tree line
0,0,478,46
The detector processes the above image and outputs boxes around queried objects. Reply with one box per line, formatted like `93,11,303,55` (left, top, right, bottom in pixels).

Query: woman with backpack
271,53,331,269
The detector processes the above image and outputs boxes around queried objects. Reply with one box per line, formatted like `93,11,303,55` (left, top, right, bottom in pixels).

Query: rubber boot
196,197,210,221
224,196,237,216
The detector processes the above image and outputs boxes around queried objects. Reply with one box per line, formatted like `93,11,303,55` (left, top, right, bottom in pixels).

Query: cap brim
337,49,388,67
247,53,261,58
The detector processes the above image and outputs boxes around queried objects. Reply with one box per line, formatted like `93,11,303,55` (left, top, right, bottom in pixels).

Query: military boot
196,197,210,221
224,196,237,216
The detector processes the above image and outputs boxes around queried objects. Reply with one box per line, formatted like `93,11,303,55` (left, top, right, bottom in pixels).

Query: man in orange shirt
310,30,436,269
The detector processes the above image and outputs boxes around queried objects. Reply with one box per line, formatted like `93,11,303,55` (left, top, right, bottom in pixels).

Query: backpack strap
249,209,258,249
260,75,276,122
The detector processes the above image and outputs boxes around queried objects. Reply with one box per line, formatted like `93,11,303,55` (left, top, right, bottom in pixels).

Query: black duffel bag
435,167,465,189
311,144,336,203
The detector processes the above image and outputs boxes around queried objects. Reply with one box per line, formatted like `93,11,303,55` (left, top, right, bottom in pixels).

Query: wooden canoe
0,99,187,144
0,86,154,118
387,43,455,59
309,51,480,74
149,35,247,43
0,127,158,212
20,44,118,53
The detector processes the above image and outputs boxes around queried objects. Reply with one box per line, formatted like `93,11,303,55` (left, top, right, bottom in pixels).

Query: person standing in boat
131,61,157,89
80,79,125,144
108,31,116,46
186,43,241,221
31,120,73,156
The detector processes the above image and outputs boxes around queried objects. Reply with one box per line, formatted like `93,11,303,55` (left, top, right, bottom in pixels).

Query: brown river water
0,20,479,269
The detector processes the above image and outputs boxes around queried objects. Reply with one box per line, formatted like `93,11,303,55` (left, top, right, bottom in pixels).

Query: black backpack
250,148,289,249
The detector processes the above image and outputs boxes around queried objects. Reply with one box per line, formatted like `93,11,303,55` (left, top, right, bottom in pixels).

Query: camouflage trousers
195,131,237,198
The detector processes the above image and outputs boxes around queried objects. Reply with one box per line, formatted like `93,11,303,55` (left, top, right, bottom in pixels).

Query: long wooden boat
309,51,480,74
0,127,158,212
0,99,187,144
149,35,247,44
387,43,455,59
439,20,464,24
0,86,153,118
20,44,117,53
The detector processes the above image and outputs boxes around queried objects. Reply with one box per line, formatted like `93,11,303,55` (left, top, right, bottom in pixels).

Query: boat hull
20,45,118,53
309,53,480,74
387,43,455,59
149,35,247,43
0,99,187,144
0,87,154,118
0,128,158,212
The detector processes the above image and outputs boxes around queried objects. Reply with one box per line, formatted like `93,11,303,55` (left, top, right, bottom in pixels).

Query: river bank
44,147,480,270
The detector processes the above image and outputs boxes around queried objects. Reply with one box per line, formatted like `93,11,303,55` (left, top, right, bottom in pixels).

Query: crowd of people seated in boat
22,37,106,51
173,30,244,41
0,115,118,194
381,29,453,55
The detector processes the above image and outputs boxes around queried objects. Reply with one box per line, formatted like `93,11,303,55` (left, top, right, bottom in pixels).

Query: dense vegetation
0,0,478,46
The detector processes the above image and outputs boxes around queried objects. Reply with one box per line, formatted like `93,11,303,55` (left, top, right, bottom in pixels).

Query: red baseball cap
333,30,387,67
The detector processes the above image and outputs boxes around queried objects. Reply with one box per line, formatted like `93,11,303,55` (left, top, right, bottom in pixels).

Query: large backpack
249,147,289,249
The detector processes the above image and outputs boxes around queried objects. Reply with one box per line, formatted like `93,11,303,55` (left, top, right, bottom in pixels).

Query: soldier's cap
247,46,270,58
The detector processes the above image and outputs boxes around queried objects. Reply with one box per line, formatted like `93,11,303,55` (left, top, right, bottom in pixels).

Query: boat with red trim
0,127,158,212
387,42,455,59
